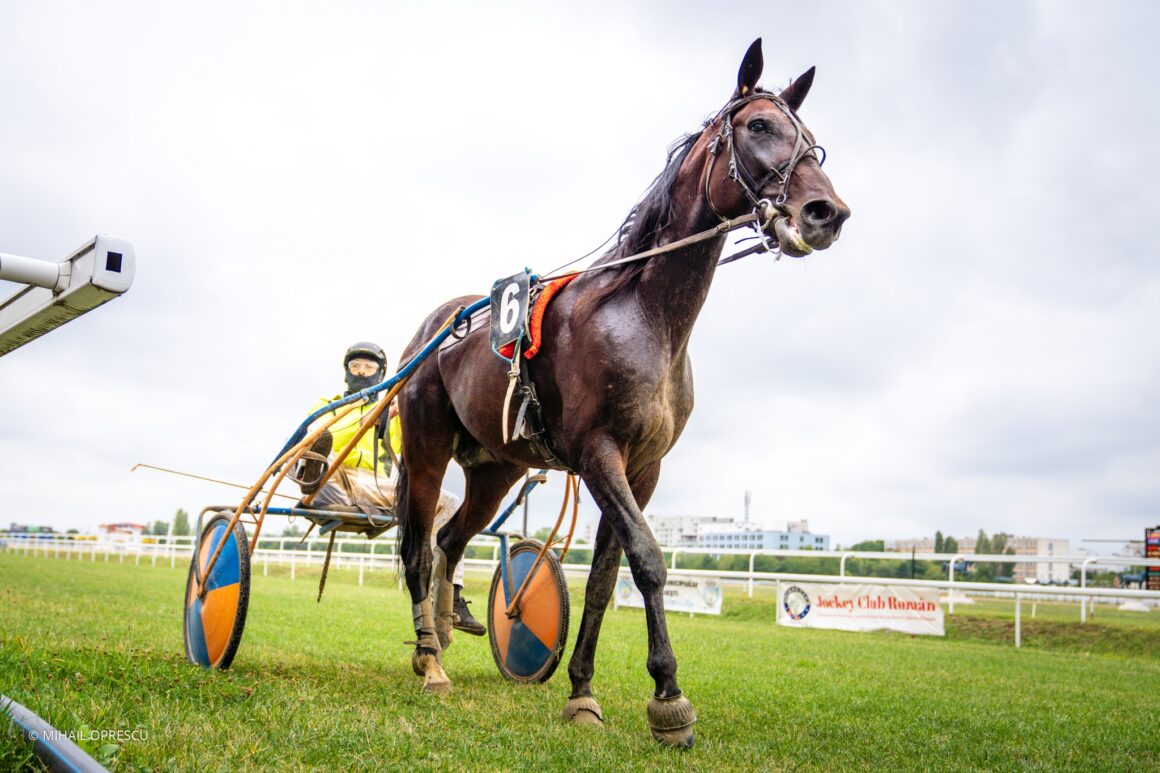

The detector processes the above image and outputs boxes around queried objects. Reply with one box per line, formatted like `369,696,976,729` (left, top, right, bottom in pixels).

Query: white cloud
2,1,1157,552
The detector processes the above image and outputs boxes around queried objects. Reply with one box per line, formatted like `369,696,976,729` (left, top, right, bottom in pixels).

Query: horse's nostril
802,199,837,225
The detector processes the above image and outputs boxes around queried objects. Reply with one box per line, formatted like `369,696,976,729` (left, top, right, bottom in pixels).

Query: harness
512,360,569,470
501,281,574,471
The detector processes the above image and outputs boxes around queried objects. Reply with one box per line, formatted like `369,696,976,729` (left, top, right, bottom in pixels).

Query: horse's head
699,39,850,257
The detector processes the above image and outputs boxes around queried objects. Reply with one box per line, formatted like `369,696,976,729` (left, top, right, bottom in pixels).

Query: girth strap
512,359,572,472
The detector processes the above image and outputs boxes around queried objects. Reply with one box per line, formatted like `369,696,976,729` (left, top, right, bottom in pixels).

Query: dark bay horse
394,39,849,747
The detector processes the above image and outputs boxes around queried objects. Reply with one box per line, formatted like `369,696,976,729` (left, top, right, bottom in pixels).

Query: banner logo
783,585,811,620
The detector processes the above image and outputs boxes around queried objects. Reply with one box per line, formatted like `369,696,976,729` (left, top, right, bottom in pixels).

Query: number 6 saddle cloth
497,273,579,360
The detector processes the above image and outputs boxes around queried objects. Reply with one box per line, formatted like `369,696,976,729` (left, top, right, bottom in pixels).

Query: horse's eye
748,119,769,134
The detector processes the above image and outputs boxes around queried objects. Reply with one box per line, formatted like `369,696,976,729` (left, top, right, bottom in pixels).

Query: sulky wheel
183,511,250,669
487,539,570,683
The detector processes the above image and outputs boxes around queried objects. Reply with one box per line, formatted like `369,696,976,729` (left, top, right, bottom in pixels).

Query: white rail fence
5,534,1158,648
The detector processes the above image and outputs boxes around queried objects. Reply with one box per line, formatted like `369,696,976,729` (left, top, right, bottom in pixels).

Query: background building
645,515,735,547
5,523,56,538
1006,537,1070,584
885,537,935,552
887,534,1071,583
646,514,830,551
99,522,147,542
697,520,830,551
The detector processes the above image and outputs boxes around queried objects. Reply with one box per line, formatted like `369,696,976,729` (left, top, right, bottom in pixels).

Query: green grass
2,552,1159,771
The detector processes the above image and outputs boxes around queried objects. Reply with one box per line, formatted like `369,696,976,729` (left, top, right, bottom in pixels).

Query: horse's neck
635,229,729,356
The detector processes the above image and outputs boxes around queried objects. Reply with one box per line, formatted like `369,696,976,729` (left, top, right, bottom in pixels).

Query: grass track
2,552,1158,770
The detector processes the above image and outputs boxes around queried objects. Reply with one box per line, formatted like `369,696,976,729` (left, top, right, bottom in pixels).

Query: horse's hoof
562,695,605,728
412,646,451,695
647,694,696,749
422,676,452,696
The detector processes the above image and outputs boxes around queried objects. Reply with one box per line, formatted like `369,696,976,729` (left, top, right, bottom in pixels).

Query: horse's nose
801,197,850,232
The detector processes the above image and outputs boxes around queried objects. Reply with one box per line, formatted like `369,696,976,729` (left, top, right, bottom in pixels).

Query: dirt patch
947,615,1160,657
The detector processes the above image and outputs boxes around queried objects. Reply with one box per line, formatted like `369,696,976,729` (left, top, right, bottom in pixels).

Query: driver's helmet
343,341,387,395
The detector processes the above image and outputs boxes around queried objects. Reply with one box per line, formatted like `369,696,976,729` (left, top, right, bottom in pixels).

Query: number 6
499,282,520,333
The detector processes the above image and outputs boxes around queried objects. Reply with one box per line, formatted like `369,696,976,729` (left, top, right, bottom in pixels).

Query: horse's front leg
576,450,696,748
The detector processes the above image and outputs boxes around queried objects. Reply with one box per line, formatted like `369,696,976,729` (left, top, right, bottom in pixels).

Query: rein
441,203,778,343
539,206,773,282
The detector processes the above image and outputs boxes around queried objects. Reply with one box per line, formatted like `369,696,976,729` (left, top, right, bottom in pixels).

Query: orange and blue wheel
183,512,250,669
487,539,570,683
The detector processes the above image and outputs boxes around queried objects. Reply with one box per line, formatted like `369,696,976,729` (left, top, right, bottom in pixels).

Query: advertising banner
614,572,723,615
777,582,944,636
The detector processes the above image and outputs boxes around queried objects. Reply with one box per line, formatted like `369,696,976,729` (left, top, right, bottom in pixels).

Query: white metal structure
0,235,135,357
6,534,1158,648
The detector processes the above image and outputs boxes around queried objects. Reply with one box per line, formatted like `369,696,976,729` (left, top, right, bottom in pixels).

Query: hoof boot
647,693,696,749
562,695,604,727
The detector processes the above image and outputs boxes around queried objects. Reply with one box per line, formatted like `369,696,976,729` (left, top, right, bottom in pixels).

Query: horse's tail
393,454,413,585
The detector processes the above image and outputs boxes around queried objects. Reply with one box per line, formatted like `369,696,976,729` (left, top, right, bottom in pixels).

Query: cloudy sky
1,1,1156,551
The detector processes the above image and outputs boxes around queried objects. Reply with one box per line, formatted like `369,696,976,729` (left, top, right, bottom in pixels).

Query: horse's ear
779,66,815,112
736,38,763,97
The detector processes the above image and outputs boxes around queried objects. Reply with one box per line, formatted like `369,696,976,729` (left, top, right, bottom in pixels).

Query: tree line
145,509,191,536
933,529,1018,581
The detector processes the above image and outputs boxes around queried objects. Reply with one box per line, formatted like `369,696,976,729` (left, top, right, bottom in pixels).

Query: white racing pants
311,465,465,585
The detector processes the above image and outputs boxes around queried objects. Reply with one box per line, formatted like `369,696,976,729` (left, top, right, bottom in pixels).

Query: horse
394,38,849,748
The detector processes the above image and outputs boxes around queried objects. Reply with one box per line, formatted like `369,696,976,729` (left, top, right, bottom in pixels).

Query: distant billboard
1146,527,1160,591
614,572,722,615
777,582,945,636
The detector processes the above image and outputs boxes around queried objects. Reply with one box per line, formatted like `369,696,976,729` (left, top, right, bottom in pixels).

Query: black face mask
345,366,383,399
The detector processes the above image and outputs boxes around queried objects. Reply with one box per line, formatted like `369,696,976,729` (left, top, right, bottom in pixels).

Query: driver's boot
295,431,333,495
452,585,486,636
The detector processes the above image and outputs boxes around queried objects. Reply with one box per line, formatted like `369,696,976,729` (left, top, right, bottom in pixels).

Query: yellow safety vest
311,395,403,471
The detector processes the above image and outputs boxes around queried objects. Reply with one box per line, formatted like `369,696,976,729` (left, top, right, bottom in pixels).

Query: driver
297,341,486,636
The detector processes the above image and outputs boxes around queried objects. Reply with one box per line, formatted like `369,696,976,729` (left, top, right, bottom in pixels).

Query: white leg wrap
412,596,435,638
431,547,455,649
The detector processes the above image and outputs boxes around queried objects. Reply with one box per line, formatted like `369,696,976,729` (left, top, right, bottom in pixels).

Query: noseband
704,92,826,221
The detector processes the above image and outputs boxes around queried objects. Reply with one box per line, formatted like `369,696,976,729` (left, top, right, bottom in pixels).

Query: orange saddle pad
497,273,578,360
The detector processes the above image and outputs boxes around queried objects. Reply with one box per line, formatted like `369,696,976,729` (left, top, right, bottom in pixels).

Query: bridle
704,91,827,222
530,90,830,283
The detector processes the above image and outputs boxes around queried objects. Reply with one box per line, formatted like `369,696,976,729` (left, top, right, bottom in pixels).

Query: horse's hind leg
397,382,460,694
430,461,525,646
398,456,454,694
417,462,520,646
574,451,696,748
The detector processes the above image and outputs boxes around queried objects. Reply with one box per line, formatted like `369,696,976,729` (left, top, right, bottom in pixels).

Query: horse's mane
572,128,705,317
601,131,703,263
575,87,777,316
